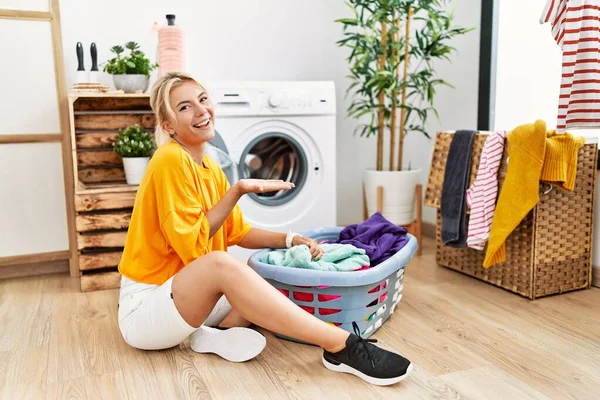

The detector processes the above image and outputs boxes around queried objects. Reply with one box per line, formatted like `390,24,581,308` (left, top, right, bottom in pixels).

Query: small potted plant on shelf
103,41,158,93
114,124,157,185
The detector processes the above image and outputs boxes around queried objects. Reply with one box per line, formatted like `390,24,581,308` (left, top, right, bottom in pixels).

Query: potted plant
114,124,157,185
336,0,471,225
103,41,158,93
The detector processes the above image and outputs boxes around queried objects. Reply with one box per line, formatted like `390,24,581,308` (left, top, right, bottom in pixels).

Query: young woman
117,72,413,386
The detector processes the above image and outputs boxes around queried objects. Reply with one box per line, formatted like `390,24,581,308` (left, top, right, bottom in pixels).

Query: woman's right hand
235,179,295,195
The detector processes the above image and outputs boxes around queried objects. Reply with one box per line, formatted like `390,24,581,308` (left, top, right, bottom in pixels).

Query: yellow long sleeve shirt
118,141,252,284
483,120,584,268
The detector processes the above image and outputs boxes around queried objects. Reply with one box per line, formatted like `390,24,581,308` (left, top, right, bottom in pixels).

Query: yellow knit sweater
483,120,585,268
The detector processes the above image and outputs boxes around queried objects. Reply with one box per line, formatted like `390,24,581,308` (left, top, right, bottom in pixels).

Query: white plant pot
122,157,149,185
363,168,422,226
113,74,150,93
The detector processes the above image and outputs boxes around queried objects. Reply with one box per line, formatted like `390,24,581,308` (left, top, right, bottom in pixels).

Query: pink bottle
157,14,185,75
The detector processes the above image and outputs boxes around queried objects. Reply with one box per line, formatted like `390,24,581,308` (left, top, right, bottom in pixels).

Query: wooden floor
1,238,599,400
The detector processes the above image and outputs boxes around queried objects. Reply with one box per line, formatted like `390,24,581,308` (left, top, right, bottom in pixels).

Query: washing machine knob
268,93,282,108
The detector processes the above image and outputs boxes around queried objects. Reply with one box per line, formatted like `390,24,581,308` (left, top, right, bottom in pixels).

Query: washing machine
204,81,337,262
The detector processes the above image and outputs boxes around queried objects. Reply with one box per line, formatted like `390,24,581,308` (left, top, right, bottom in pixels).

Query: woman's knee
206,250,239,266
189,251,241,276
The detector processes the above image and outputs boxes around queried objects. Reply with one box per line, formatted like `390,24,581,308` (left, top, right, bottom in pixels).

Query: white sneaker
189,326,266,362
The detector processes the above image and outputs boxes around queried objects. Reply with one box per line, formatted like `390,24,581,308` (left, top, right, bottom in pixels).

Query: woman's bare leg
172,251,349,353
218,309,251,328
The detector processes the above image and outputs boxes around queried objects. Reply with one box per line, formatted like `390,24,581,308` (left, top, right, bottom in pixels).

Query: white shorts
118,275,232,350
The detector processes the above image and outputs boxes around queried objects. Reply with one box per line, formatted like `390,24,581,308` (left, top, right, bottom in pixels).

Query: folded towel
441,130,477,247
334,212,408,266
260,243,369,271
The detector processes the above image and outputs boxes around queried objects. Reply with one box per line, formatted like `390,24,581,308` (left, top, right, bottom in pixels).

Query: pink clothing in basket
465,131,507,250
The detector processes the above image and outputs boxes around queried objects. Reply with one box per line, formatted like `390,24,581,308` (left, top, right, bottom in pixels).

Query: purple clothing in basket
335,212,409,266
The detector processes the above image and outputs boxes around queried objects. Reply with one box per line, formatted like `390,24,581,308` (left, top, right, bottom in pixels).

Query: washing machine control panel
265,92,312,109
267,93,283,108
259,90,333,114
209,82,337,116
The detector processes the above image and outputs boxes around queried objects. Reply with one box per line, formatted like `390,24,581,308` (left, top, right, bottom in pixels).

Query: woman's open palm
237,179,295,194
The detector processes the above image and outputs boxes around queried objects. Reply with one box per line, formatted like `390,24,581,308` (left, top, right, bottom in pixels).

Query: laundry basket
425,131,597,299
247,227,418,343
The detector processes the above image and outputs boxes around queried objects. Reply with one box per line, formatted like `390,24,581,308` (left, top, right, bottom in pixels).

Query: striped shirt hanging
465,131,507,251
540,0,600,131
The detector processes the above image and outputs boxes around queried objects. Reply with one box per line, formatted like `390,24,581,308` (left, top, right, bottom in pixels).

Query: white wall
59,0,481,226
492,0,563,131
491,0,600,140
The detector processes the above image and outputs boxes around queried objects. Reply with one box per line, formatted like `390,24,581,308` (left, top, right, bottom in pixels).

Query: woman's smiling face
164,81,215,146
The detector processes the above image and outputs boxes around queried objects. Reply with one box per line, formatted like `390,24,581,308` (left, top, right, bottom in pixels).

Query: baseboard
423,222,436,238
0,250,70,268
593,265,600,288
0,260,69,280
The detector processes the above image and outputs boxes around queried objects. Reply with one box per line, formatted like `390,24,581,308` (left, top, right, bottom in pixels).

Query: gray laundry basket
247,227,418,343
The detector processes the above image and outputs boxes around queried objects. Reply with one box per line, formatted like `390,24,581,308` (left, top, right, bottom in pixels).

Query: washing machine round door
237,132,308,206
231,119,326,230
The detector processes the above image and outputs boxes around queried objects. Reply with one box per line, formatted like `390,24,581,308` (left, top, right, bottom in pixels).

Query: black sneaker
322,322,413,386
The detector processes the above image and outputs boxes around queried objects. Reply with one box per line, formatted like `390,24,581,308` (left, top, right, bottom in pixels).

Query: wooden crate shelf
74,189,137,210
80,270,121,292
77,150,122,167
75,182,139,195
76,210,132,232
68,93,151,291
78,167,126,184
76,131,120,149
74,113,156,130
79,251,123,271
78,231,127,250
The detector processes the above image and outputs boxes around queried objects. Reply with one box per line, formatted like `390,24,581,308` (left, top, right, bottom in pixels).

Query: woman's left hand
236,179,295,195
292,235,325,260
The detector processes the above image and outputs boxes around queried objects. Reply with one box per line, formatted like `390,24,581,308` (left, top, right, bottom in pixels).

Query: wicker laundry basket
425,131,597,299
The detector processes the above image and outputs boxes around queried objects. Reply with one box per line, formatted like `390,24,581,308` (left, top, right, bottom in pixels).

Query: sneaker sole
191,327,266,362
322,356,414,386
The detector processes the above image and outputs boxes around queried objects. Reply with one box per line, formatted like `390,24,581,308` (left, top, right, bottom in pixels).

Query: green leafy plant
336,0,472,171
103,41,158,77
113,125,157,158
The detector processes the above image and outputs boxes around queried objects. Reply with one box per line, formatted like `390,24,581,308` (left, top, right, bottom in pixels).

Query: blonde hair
149,71,209,146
